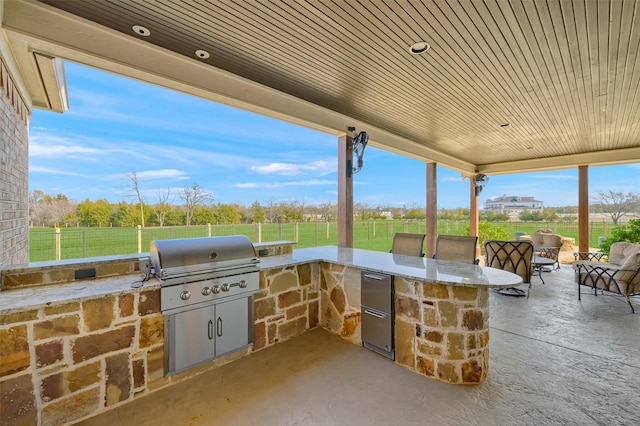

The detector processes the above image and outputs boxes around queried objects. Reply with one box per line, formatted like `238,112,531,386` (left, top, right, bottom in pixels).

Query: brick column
0,56,30,266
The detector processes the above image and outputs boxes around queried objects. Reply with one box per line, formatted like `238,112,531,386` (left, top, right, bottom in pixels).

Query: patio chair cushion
574,242,640,312
614,252,640,290
609,242,640,266
573,242,640,271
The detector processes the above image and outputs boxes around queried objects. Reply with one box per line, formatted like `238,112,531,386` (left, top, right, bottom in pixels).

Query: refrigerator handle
364,309,387,319
363,273,386,281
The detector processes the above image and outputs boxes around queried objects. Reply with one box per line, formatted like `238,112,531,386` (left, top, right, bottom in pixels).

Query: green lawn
29,220,616,262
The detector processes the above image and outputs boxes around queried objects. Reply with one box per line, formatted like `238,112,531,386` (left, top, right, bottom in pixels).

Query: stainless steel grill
151,235,260,375
151,235,260,313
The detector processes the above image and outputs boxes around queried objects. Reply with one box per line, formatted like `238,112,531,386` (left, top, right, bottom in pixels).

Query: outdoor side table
532,256,556,284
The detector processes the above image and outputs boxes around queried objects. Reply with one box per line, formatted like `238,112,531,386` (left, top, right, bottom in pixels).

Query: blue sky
29,62,639,209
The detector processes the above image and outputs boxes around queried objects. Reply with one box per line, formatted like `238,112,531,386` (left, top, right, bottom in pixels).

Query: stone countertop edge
259,246,523,288
0,246,522,315
0,274,161,315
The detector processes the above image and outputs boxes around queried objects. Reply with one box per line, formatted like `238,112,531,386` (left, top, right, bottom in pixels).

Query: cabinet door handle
217,317,223,337
208,320,213,340
364,309,386,319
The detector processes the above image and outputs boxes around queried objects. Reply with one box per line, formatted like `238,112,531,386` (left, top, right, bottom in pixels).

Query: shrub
600,219,640,254
463,221,511,253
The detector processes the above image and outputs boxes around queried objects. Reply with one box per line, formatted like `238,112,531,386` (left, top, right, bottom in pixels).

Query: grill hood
150,235,259,281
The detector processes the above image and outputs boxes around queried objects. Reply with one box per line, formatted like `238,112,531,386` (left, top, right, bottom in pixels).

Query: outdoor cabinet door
167,304,216,374
215,296,250,357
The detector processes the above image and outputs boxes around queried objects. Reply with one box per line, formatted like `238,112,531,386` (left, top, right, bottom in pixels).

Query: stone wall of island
1,246,496,425
394,276,490,384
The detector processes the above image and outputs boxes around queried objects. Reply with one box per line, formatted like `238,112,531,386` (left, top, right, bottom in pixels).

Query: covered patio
1,2,639,425
79,265,639,425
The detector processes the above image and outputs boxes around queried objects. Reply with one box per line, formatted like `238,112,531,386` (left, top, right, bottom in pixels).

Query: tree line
28,186,639,228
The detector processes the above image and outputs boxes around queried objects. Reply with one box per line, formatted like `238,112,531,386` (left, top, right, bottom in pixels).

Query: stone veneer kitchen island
0,244,521,425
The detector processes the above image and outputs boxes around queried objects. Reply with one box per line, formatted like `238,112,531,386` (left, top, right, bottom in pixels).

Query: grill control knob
179,291,191,301
239,280,248,288
202,287,211,296
221,283,230,292
212,285,221,294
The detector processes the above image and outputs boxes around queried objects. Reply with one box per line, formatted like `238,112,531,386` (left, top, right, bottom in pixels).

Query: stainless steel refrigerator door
360,271,393,312
361,307,393,356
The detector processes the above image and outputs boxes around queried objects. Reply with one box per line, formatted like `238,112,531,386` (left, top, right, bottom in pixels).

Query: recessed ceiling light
409,41,431,55
195,50,211,59
132,25,151,37
500,123,510,127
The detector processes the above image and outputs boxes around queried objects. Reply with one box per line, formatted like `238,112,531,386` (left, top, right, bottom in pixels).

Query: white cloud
29,166,82,176
251,160,336,176
135,169,189,180
235,179,334,189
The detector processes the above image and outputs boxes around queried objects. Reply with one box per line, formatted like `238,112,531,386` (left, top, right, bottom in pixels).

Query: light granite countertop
0,274,161,314
0,246,522,314
259,246,523,288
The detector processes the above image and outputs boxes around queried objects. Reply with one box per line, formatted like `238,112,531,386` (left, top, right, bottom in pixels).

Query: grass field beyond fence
28,220,617,263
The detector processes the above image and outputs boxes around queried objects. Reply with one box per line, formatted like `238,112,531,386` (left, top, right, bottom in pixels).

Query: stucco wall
0,56,30,266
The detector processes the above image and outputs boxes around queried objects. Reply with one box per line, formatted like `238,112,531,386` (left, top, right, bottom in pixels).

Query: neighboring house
484,195,544,216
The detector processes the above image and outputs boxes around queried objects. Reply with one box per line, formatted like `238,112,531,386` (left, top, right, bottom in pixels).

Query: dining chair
433,235,479,264
390,233,425,257
484,240,534,298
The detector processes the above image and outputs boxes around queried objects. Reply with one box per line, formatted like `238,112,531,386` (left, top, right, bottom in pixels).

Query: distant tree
181,183,212,226
248,201,266,223
518,209,544,221
318,201,336,222
480,210,510,222
404,208,426,220
77,199,112,227
151,188,174,227
164,206,186,226
542,208,559,222
592,190,640,225
29,190,76,227
112,202,138,227
281,200,303,222
124,171,145,228
354,202,371,221
215,203,241,224
191,206,215,225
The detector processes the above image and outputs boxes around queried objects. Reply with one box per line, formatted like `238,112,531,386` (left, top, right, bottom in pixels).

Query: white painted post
208,223,212,237
295,222,299,242
137,225,142,253
257,223,262,242
55,227,61,261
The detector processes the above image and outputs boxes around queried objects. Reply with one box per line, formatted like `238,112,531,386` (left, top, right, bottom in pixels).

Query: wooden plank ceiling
37,0,640,172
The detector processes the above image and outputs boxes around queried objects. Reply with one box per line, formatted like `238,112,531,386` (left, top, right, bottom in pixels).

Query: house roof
485,195,542,204
2,0,639,175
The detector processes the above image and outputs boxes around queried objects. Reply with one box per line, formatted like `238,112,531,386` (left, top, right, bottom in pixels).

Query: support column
0,55,31,266
578,165,589,255
426,163,437,258
470,176,480,257
338,134,353,247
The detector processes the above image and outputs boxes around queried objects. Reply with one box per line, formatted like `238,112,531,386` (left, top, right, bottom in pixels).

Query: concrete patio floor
77,265,639,426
